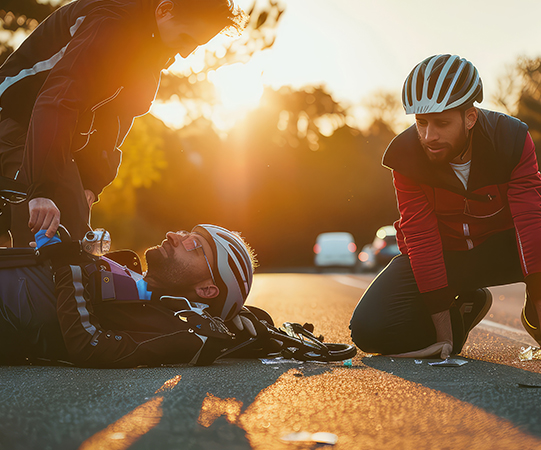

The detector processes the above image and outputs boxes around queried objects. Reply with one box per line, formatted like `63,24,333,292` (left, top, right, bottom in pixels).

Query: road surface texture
1,272,540,450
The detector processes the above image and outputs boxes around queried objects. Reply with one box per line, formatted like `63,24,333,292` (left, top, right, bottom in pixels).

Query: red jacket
383,109,541,313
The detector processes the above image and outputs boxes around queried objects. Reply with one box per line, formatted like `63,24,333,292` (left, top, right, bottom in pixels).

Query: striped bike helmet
192,224,253,321
402,54,483,114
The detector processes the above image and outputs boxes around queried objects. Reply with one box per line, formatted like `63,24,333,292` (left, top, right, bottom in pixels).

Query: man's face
415,109,472,165
144,230,216,292
155,1,225,57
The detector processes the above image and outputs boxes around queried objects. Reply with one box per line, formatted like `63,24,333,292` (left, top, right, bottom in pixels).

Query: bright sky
159,0,541,129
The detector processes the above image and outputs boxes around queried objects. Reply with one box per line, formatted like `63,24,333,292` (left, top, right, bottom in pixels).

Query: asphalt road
1,272,541,450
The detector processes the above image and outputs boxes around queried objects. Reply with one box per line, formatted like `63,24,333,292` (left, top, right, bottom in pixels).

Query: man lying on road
0,224,277,367
350,54,541,359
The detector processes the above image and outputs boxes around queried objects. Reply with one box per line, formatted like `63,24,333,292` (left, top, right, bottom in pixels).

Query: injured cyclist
0,224,280,367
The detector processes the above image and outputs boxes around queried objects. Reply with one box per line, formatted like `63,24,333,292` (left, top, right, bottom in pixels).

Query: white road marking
332,275,370,289
477,319,537,346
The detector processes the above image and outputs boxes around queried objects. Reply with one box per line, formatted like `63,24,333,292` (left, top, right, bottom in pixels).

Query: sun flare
209,62,264,111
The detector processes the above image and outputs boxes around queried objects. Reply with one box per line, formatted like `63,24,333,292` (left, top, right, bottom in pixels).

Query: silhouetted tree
0,0,65,65
494,56,541,157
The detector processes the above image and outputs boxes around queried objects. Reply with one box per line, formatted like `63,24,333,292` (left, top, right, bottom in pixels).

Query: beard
417,126,469,165
144,246,193,293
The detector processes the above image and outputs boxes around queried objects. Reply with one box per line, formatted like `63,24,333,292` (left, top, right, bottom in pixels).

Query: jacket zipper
74,86,124,152
463,223,474,250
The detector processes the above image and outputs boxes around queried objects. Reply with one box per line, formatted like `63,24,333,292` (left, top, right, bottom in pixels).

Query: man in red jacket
350,54,541,358
0,0,247,247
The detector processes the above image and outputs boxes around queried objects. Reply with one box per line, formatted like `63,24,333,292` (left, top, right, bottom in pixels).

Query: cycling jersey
0,254,237,367
382,109,541,313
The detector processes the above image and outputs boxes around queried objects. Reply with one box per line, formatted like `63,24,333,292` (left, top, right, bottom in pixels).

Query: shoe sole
521,306,541,345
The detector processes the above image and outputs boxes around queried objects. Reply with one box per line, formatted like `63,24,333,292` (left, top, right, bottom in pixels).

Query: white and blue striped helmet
192,224,253,321
402,54,483,114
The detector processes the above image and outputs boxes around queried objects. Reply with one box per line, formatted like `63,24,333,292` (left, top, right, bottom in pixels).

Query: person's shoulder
475,108,529,167
382,124,419,170
476,108,528,135
68,0,147,25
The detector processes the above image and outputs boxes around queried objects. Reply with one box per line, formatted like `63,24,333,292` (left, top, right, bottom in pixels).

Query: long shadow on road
0,361,332,450
362,355,541,438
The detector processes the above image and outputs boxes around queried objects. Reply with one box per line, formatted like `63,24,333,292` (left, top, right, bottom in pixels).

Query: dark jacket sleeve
393,171,455,313
23,12,133,201
54,264,233,368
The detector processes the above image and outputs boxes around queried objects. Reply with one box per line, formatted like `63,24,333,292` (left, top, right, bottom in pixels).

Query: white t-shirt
449,160,472,189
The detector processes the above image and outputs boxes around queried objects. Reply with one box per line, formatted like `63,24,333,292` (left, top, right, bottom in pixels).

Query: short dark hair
168,0,248,37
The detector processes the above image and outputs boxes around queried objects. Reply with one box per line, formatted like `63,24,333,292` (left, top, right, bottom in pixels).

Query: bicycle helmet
192,224,253,321
402,54,483,114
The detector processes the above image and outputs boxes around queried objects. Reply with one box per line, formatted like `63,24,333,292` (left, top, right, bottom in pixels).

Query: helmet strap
459,127,474,161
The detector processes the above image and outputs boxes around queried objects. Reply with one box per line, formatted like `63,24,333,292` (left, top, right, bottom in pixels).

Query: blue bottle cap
35,229,62,249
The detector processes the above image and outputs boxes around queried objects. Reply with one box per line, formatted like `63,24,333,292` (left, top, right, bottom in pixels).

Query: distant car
314,232,357,270
358,243,376,271
358,225,400,271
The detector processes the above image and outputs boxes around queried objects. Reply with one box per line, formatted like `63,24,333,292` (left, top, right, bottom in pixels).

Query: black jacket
0,0,172,199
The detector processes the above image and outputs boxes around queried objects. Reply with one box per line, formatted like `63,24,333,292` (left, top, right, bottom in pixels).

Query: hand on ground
390,341,453,359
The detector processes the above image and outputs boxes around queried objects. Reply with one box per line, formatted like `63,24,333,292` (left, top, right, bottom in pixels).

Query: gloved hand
225,307,282,358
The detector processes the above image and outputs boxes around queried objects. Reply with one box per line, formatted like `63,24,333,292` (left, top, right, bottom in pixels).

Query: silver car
314,232,357,270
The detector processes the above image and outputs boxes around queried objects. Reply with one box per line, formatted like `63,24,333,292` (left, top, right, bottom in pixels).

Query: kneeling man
350,55,541,359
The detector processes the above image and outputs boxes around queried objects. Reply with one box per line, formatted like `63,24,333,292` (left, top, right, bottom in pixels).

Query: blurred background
2,0,541,269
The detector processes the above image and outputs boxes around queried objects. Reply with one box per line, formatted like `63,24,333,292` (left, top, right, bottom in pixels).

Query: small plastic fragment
428,358,468,367
414,360,423,365
519,346,541,361
517,382,541,388
343,359,353,367
281,431,338,445
260,358,303,365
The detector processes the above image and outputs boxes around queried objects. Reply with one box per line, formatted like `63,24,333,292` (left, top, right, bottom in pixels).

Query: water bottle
82,228,111,256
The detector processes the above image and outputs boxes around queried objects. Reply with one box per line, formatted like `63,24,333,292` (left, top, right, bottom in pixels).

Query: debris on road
428,358,468,367
343,359,353,367
414,360,423,364
281,431,338,445
518,346,541,361
260,358,303,365
517,382,541,388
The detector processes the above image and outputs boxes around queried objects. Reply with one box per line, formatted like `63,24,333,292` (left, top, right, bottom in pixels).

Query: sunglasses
181,237,217,285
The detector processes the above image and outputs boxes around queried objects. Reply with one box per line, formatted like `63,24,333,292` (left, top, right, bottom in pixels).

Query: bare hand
390,342,452,359
391,310,453,359
28,197,60,238
84,189,96,209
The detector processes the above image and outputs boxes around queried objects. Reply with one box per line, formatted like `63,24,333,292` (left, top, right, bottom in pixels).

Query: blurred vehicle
313,232,357,270
358,225,400,272
358,243,376,271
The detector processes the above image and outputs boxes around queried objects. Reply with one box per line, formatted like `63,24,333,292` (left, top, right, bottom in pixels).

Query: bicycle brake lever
282,322,327,351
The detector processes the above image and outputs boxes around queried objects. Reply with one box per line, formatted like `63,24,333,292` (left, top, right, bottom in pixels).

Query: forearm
431,310,452,343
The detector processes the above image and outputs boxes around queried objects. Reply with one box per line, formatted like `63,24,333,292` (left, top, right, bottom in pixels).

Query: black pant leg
0,264,67,364
444,228,524,291
350,229,525,355
350,254,436,354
